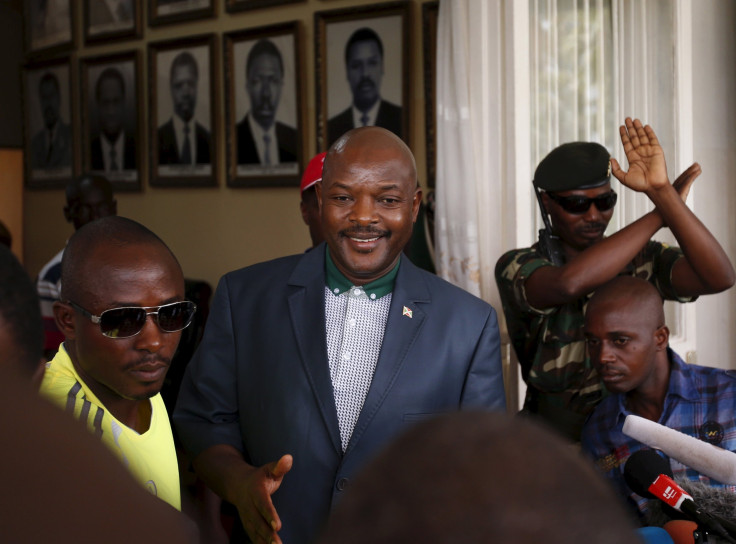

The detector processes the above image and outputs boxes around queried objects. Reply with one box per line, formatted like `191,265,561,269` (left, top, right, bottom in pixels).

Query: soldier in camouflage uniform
495,118,735,442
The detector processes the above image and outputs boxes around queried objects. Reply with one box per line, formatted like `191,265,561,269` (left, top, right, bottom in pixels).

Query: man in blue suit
174,126,505,544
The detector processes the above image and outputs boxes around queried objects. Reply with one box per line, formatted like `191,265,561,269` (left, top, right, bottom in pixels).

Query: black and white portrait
230,32,300,180
150,38,215,185
25,63,73,184
324,15,404,147
85,0,137,41
83,55,139,189
27,0,72,52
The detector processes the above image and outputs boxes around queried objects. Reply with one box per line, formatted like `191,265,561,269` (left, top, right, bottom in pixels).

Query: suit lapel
345,258,430,453
287,245,342,454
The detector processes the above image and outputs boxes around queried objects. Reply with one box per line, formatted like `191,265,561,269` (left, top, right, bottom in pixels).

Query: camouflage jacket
495,240,691,438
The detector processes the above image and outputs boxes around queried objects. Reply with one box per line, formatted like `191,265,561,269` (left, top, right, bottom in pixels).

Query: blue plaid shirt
581,348,736,521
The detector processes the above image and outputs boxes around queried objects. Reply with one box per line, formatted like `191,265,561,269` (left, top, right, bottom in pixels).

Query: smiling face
317,127,420,285
58,241,185,407
584,279,669,395
543,182,615,255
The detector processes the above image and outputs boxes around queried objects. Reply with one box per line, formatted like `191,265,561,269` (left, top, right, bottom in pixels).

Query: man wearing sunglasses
174,127,505,544
40,216,196,511
495,118,734,443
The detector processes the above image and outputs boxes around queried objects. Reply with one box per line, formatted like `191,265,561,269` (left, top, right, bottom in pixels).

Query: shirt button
342,352,351,361
333,288,340,294
336,477,349,491
353,288,361,296
370,293,376,300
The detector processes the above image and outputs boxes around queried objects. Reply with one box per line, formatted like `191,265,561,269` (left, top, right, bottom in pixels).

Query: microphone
623,415,736,485
624,450,736,543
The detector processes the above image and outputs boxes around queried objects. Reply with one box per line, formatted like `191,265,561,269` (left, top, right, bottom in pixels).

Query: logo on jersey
699,420,724,446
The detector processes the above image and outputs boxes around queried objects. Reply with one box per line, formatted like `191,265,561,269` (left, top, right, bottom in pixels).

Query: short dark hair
246,39,284,77
170,51,198,82
65,174,114,208
61,217,179,303
344,27,383,65
95,67,125,102
0,246,43,374
39,71,60,95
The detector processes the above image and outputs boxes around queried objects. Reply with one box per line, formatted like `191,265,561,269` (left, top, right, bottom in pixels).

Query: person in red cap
300,152,326,248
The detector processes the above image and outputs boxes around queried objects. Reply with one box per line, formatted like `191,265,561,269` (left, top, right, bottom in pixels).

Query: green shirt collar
325,247,399,299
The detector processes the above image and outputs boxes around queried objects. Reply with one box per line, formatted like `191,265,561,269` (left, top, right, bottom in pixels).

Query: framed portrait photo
23,59,76,189
149,0,214,27
148,35,218,187
80,51,142,192
84,0,141,45
224,22,303,187
422,1,438,188
315,1,410,151
225,0,303,14
25,0,74,55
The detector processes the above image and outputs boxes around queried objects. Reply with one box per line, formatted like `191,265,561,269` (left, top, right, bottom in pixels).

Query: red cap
300,152,327,195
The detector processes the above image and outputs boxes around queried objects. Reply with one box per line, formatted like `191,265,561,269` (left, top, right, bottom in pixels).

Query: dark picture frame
23,58,76,189
80,51,142,192
225,0,303,13
25,0,74,56
422,1,438,188
314,1,410,151
148,34,218,187
224,22,303,188
149,0,215,27
83,0,142,45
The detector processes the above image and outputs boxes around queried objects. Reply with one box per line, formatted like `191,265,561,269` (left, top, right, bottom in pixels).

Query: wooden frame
23,58,76,189
148,35,218,187
225,0,303,13
422,1,438,188
314,1,411,151
25,0,74,56
80,51,142,192
149,0,215,27
224,22,304,187
83,0,142,45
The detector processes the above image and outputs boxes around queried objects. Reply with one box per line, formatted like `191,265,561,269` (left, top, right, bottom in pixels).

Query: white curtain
434,0,505,304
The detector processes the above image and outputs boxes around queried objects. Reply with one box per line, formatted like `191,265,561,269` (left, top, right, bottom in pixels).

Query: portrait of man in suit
90,67,136,174
30,71,72,171
157,51,211,166
327,27,403,146
28,0,71,51
236,39,297,167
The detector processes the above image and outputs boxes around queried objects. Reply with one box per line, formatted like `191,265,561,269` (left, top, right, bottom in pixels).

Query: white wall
691,1,736,368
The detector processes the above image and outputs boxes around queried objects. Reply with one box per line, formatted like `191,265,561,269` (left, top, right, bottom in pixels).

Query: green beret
533,142,611,192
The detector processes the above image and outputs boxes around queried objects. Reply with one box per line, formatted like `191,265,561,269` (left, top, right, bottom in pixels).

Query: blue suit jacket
174,244,505,543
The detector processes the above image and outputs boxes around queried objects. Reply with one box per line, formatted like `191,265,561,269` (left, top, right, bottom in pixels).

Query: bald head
319,411,639,544
323,126,417,189
587,276,665,331
61,216,179,304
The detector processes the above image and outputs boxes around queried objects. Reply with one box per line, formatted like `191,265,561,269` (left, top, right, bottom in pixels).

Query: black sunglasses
546,190,617,214
67,300,197,339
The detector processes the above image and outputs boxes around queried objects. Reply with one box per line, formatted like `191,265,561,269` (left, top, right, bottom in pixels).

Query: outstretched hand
671,162,701,203
610,118,669,194
235,454,293,544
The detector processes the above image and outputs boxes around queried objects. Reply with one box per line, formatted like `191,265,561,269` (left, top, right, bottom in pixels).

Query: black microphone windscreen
624,449,674,499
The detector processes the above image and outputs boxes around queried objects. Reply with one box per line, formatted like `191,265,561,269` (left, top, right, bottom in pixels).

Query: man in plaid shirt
581,276,736,523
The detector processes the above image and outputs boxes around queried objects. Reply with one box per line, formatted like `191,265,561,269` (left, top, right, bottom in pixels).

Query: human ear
654,325,669,351
53,301,76,340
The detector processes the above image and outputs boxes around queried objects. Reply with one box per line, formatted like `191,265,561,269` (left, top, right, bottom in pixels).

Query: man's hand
234,454,293,544
610,117,669,194
671,162,701,203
